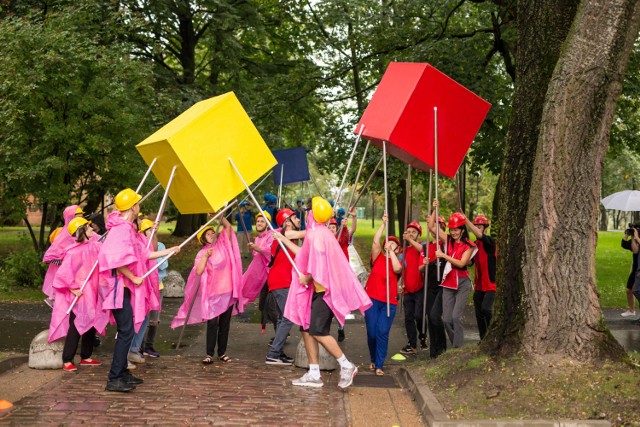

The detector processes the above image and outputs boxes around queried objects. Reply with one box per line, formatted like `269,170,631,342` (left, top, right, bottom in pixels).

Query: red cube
356,62,491,178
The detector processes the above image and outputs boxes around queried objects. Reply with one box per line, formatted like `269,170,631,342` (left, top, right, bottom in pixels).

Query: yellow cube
136,92,277,214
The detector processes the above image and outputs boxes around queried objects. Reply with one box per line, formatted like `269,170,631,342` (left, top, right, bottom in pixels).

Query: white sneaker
338,365,358,390
621,310,636,317
128,351,145,364
292,372,323,388
127,361,137,371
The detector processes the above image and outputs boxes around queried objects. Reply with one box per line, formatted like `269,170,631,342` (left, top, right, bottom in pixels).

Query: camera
625,223,640,236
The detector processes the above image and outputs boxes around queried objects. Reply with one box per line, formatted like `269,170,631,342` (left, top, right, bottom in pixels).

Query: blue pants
108,288,134,382
266,288,294,359
364,299,397,370
130,314,149,353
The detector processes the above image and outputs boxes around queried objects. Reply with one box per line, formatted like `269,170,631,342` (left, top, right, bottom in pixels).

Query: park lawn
0,224,633,307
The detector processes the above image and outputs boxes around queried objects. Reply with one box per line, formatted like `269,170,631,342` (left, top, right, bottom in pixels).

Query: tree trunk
521,0,640,361
172,213,207,237
599,204,608,231
485,0,581,356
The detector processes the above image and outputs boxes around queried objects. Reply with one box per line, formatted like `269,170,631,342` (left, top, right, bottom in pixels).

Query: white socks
308,364,321,379
337,354,354,370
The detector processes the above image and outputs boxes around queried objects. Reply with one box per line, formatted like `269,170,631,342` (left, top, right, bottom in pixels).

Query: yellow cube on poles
136,92,277,214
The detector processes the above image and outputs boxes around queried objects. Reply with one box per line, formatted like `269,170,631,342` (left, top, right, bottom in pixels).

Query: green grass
0,224,634,307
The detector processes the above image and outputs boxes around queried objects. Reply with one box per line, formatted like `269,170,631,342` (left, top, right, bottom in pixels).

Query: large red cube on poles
356,62,491,178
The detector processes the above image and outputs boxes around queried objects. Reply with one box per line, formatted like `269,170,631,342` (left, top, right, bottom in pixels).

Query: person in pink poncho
241,211,274,303
98,188,179,393
48,217,109,372
284,196,372,390
42,205,86,304
171,214,243,364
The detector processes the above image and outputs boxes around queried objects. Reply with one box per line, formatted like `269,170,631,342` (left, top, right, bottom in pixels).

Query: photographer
621,225,639,318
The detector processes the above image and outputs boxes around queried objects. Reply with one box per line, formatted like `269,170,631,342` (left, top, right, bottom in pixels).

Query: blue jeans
266,288,294,359
108,288,134,382
364,299,397,370
130,314,149,353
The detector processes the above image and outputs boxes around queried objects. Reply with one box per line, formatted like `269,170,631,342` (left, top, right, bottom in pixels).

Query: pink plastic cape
97,211,151,333
284,212,372,329
41,205,80,298
241,231,274,303
139,233,161,313
48,240,110,342
171,229,243,328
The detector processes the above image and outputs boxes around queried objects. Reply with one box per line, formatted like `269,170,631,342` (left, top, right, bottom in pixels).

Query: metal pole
146,166,178,249
421,171,433,334
383,140,390,317
139,183,162,205
336,141,370,239
351,155,383,208
434,107,441,281
335,124,365,211
141,202,237,280
237,205,251,243
277,164,284,208
136,158,157,194
399,165,411,313
228,158,304,280
66,261,99,315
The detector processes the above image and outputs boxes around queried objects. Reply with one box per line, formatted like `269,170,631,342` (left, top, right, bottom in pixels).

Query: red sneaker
63,363,78,372
80,358,102,366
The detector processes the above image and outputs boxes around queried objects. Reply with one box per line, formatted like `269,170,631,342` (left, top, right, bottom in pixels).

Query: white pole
335,124,365,212
146,166,177,249
336,141,370,239
278,164,284,208
422,170,433,333
399,165,411,313
139,183,162,205
141,201,238,279
228,158,305,282
434,107,441,281
136,158,157,194
383,140,390,317
65,261,99,315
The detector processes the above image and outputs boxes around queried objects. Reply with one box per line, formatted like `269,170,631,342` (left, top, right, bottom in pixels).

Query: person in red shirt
429,200,476,348
265,208,301,366
364,214,403,376
466,215,497,340
399,221,427,354
420,216,447,358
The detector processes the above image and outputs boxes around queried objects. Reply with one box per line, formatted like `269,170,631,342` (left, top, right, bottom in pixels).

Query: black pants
108,288,134,382
206,306,233,357
427,285,447,359
473,290,495,340
62,311,95,364
403,288,426,348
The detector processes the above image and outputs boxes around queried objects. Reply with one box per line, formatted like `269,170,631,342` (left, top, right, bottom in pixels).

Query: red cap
448,212,467,229
329,218,339,226
473,214,490,226
276,208,295,227
406,221,422,236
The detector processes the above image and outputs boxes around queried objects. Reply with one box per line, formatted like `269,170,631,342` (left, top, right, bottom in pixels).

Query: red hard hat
473,214,490,226
329,218,339,226
406,221,422,236
385,236,401,247
448,212,467,229
276,208,295,227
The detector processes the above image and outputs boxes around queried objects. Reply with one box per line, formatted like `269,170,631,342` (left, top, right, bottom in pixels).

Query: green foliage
0,247,47,289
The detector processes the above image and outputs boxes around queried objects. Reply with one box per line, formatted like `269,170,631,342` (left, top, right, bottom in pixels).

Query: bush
0,247,47,289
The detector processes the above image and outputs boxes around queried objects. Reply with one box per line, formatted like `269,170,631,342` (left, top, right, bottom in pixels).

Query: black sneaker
280,353,294,364
123,372,144,385
400,344,417,354
338,329,345,342
420,339,428,350
105,379,135,392
265,356,292,366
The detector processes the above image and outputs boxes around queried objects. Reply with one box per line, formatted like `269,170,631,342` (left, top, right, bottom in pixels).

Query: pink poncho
97,211,151,333
171,229,243,328
48,240,110,342
138,233,161,313
241,231,274,303
41,205,80,298
284,212,372,329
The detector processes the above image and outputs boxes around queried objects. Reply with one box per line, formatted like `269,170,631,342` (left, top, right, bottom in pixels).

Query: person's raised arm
196,248,212,275
403,229,423,252
148,245,180,260
466,217,483,239
348,207,357,236
386,242,403,274
430,200,448,242
220,215,233,238
273,231,300,255
372,214,387,263
284,229,306,240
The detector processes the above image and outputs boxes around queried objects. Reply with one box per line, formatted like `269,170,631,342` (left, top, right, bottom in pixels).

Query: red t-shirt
365,253,398,304
267,240,295,291
403,245,424,294
336,227,350,259
473,235,497,292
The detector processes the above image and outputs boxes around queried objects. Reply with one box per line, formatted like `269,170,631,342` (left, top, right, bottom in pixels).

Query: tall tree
487,0,640,361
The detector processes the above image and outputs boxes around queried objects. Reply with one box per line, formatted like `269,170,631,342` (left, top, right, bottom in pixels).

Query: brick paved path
2,356,349,426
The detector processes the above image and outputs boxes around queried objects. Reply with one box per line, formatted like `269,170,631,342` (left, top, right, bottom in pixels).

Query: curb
396,366,611,427
0,355,28,375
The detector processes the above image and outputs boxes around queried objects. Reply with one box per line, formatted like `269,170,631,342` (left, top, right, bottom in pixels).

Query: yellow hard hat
139,219,154,233
312,196,332,223
197,226,214,244
256,211,271,222
68,217,90,236
49,227,62,244
114,188,142,211
75,207,85,215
